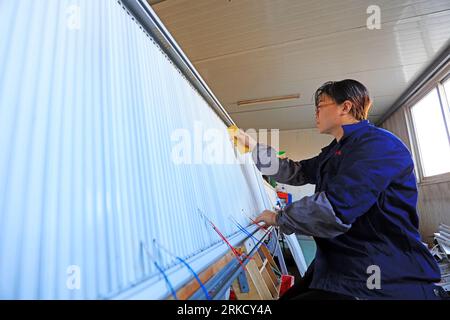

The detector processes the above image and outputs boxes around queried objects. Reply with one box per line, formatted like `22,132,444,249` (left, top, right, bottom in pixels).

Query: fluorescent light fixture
237,94,300,106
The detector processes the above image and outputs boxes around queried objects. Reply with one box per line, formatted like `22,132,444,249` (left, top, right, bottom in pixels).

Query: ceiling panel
150,0,450,129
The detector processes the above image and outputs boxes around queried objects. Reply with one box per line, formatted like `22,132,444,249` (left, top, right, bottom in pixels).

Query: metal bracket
237,270,249,293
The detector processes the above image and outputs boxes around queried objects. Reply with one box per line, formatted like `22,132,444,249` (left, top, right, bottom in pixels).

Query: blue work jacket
253,120,441,299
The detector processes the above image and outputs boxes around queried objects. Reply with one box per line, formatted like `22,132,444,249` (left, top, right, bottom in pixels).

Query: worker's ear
340,100,353,115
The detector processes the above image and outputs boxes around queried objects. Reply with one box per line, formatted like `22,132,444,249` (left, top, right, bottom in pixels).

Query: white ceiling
149,0,450,130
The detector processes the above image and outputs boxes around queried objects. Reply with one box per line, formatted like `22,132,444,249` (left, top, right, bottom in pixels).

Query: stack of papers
432,224,450,292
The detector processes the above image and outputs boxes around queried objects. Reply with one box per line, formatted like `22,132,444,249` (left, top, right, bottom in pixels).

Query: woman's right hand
233,128,257,151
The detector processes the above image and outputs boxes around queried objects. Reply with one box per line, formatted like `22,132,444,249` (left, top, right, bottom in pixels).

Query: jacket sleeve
251,143,320,185
276,191,351,238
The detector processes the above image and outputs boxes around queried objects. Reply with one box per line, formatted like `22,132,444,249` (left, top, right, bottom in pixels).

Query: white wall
276,128,333,201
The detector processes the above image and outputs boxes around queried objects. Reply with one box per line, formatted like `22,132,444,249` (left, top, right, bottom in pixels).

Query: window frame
405,63,450,186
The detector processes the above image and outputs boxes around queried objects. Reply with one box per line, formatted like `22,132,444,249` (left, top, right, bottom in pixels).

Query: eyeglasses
315,102,335,114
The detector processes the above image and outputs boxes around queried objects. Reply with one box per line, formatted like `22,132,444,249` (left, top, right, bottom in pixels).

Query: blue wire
153,261,178,300
176,257,212,300
153,240,212,300
233,220,269,250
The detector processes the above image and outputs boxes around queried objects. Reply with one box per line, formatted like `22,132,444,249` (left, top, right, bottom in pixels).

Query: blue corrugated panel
0,0,271,299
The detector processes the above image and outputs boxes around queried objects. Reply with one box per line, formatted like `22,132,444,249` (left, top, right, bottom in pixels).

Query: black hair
314,79,372,120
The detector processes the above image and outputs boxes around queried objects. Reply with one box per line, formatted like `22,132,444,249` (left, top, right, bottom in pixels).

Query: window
410,82,450,178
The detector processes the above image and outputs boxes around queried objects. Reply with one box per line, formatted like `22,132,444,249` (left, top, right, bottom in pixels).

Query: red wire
210,222,246,270
200,212,260,271
249,217,271,236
